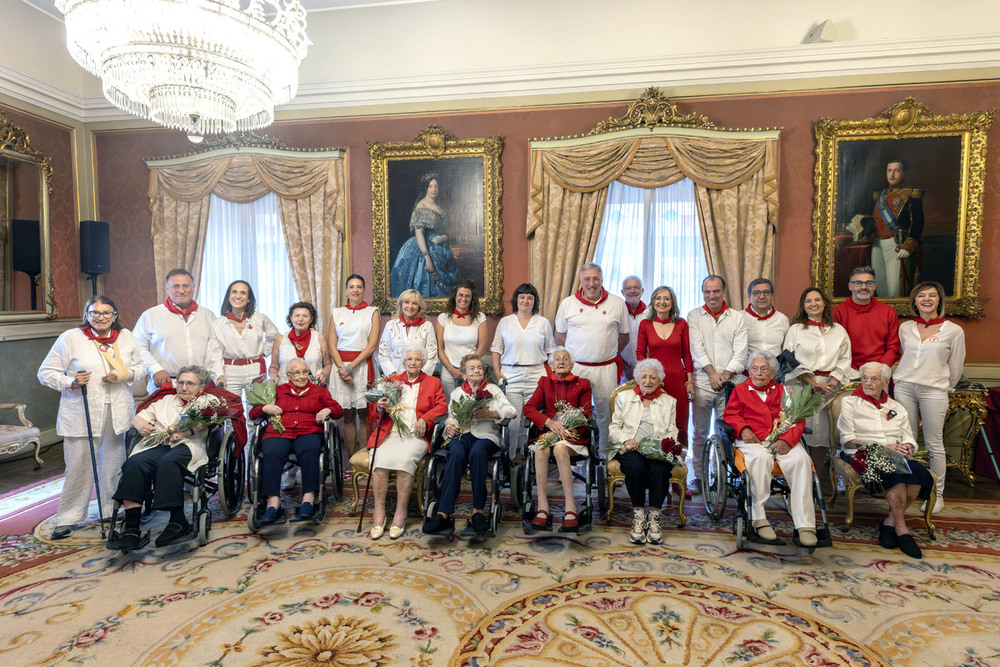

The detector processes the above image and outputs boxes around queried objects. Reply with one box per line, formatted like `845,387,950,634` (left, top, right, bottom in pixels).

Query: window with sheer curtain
594,178,709,318
198,193,299,325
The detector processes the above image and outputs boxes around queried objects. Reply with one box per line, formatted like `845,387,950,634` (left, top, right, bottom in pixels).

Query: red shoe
561,511,579,530
531,509,550,530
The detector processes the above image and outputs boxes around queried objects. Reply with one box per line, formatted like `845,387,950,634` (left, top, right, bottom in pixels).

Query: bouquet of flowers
610,435,684,464
535,401,595,449
762,384,831,458
364,378,409,436
246,378,284,433
848,442,912,494
138,393,234,448
442,387,493,447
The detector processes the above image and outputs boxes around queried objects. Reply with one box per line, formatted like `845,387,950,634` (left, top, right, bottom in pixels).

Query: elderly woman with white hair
368,346,447,539
836,361,933,559
722,350,817,547
522,346,593,533
609,358,680,545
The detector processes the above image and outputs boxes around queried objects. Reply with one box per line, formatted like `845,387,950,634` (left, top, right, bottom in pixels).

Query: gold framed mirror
810,98,992,316
0,110,54,321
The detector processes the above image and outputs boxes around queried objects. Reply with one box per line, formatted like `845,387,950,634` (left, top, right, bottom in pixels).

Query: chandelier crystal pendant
56,0,311,136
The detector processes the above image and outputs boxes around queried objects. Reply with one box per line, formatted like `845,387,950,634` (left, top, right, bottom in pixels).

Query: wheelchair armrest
124,427,141,455
714,418,737,442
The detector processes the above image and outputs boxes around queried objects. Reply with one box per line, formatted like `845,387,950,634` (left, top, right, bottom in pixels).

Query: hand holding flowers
364,378,409,436
535,401,594,450
137,393,233,449
247,379,285,433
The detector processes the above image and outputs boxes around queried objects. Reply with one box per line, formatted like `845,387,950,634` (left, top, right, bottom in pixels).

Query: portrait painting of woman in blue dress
390,172,460,298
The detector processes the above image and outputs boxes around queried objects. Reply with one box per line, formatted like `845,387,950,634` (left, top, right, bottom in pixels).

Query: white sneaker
646,510,662,545
629,509,647,545
919,497,945,514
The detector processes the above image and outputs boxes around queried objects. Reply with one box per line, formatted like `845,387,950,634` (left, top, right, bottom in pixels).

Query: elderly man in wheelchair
722,350,818,547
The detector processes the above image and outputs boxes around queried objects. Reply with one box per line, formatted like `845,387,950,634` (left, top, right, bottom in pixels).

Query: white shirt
438,312,486,367
555,292,630,364
211,312,279,361
37,328,144,437
445,382,517,445
276,332,324,383
491,314,555,366
783,322,852,385
621,302,646,367
686,305,749,390
132,394,210,472
608,390,679,446
331,305,379,351
740,307,789,358
837,394,916,456
894,320,966,391
377,319,438,376
134,304,221,388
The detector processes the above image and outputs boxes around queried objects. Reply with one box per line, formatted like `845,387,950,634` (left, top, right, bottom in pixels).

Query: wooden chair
827,389,936,538
0,403,43,470
605,381,687,526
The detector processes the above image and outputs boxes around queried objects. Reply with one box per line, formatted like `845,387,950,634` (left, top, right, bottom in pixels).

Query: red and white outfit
437,311,487,398
329,302,380,408
832,298,901,377
555,289,630,455
723,381,814,530
622,300,647,380
377,317,438,376
367,372,447,474
276,330,323,383
523,370,593,457
212,312,280,399
687,302,748,481
739,306,789,374
782,321,852,448
134,300,221,394
894,318,966,499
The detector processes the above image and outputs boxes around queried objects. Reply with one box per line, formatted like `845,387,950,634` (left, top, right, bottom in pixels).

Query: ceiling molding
4,32,1000,124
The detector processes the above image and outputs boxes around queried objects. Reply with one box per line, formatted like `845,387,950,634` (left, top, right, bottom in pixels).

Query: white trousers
56,404,124,524
735,439,815,529
895,380,948,498
501,364,545,458
871,236,902,298
691,385,727,480
572,362,617,457
223,362,265,400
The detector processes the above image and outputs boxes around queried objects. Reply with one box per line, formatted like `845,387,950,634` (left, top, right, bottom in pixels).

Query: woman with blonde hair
377,289,437,376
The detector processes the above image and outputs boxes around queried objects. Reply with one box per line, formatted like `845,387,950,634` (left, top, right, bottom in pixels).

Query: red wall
94,82,1000,362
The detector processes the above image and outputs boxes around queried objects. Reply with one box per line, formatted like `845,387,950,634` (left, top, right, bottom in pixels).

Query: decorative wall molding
3,33,1000,124
0,319,74,342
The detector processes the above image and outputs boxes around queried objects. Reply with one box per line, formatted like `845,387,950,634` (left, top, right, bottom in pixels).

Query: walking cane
80,382,108,539
357,406,387,533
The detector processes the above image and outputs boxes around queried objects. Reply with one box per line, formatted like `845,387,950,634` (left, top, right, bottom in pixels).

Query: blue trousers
261,433,322,497
437,433,498,514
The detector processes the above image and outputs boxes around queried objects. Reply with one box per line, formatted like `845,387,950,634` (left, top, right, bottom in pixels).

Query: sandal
530,509,551,530
560,511,579,531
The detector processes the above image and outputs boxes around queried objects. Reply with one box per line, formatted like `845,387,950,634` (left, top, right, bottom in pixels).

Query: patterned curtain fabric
527,134,778,317
148,153,347,329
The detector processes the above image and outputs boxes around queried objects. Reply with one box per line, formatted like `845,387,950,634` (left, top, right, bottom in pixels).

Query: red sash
340,350,374,381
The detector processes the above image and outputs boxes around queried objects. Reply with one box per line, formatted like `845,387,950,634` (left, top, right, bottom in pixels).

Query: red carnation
200,407,215,418
475,389,493,400
660,437,679,456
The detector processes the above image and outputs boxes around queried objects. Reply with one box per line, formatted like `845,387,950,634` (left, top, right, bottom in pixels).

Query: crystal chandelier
56,0,311,136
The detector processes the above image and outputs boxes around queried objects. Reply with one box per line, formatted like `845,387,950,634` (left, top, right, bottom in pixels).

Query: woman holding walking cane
38,296,143,539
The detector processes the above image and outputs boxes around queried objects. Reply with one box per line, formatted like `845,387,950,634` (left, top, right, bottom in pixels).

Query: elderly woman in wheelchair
721,350,818,547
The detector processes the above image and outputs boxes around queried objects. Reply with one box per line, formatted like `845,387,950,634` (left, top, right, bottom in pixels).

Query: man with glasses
134,268,222,394
833,266,901,378
620,275,646,382
739,279,789,380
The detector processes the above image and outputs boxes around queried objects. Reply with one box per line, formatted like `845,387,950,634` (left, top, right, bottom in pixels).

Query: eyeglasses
750,290,772,297
87,310,116,318
287,370,310,376
850,280,877,288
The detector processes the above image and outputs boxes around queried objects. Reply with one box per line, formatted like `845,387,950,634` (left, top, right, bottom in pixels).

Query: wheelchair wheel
490,500,502,535
509,462,522,511
197,509,211,546
327,421,344,500
246,456,262,533
314,449,330,524
703,435,729,521
596,463,607,523
733,514,745,550
217,431,245,518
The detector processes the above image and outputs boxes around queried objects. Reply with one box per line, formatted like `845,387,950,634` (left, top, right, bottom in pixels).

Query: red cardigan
722,380,805,447
367,372,448,450
523,371,593,444
249,382,343,439
832,297,901,369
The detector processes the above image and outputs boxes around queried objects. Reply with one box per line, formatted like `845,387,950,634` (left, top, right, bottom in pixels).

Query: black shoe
470,512,489,537
260,506,286,525
51,525,73,540
116,528,150,552
423,513,455,536
878,523,899,550
897,534,923,559
289,502,313,523
155,521,195,548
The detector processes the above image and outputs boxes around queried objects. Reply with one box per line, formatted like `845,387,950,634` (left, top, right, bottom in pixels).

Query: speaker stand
85,273,102,298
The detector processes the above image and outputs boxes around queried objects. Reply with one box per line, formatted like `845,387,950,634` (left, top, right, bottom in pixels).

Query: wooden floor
3,441,1000,501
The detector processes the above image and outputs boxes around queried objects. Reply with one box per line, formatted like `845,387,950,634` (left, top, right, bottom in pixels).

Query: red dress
636,318,693,444
523,371,593,447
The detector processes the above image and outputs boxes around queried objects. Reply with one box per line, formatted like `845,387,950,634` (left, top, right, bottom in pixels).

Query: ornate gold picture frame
811,98,992,316
369,125,504,315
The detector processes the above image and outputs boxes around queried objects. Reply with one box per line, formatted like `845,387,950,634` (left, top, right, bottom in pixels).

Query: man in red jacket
723,351,816,547
832,266,901,377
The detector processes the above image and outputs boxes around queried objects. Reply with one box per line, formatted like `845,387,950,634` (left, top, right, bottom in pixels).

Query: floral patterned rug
3,484,1000,666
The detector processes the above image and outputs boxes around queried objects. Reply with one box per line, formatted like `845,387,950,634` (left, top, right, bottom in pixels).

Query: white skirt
372,434,427,475
329,356,374,409
530,439,589,458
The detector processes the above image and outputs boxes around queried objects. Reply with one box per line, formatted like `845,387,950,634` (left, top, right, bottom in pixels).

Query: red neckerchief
398,371,426,387
549,370,577,383
400,315,426,328
745,305,775,321
852,384,888,409
453,309,471,318
287,383,311,397
914,317,945,326
136,382,247,452
225,311,247,323
345,301,369,311
703,302,729,321
287,329,311,358
81,326,119,345
633,385,665,401
461,381,493,399
653,316,673,324
164,298,198,320
807,319,825,327
626,301,647,318
749,379,779,393
574,288,609,308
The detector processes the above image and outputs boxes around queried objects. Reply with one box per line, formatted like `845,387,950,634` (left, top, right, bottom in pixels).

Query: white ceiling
20,0,438,21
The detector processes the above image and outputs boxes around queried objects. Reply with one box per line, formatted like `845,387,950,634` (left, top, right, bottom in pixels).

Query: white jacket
609,389,679,446
836,393,916,456
37,328,144,437
445,382,517,446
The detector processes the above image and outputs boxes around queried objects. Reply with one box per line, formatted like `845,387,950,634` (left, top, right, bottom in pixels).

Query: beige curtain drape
527,134,778,318
148,153,346,328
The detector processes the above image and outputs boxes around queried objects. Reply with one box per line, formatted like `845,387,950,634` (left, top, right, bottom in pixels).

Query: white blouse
331,305,379,351
894,320,966,391
836,394,916,456
445,382,517,445
377,319,438,376
490,314,555,366
276,332,324,383
782,322,852,385
438,312,486,366
211,312,280,360
131,394,211,472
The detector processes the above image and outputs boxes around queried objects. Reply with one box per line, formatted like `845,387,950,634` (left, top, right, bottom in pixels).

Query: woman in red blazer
249,358,343,524
523,347,593,532
367,347,447,539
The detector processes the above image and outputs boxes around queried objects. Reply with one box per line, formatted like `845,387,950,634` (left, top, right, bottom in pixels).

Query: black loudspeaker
11,219,40,275
80,220,110,274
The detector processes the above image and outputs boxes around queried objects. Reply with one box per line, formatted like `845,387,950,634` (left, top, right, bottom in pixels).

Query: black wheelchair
519,420,605,535
245,417,343,532
105,420,245,550
702,417,833,553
